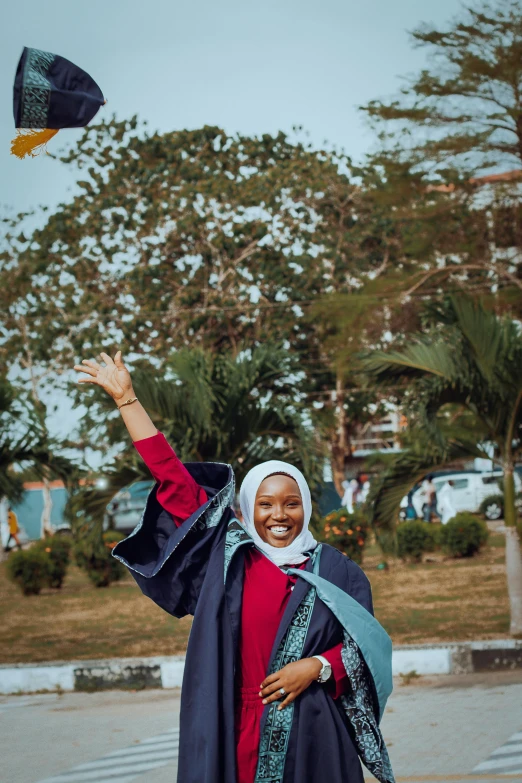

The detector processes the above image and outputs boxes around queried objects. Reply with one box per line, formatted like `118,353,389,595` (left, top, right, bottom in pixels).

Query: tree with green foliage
363,0,522,173
1,123,381,486
1,123,337,369
0,371,76,564
359,0,522,306
0,376,70,502
0,377,40,503
70,342,323,531
363,295,522,635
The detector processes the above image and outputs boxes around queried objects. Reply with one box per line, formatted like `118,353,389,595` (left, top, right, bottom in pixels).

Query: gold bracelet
117,397,138,410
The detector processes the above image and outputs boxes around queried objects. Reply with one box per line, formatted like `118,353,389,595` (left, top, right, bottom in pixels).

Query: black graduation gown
113,462,394,783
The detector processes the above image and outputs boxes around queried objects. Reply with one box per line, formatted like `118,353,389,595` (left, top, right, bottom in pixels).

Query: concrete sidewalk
1,671,521,783
1,639,521,695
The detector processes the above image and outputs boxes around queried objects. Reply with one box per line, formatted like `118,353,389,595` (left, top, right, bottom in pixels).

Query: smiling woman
239,464,316,565
73,350,395,783
255,475,304,546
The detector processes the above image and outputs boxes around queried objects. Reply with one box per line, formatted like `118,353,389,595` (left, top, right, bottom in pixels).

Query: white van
400,470,522,521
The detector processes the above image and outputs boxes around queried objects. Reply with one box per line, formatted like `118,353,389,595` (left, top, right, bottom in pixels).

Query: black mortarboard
12,47,105,159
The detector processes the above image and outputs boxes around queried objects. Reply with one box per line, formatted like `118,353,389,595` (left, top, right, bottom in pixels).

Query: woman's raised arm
74,351,157,442
73,350,208,524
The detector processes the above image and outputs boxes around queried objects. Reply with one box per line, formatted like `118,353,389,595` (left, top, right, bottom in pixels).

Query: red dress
134,433,348,783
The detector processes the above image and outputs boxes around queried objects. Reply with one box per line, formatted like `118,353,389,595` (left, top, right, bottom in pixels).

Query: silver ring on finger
279,687,286,697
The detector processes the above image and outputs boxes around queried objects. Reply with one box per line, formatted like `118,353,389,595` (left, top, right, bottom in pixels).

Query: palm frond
450,296,505,385
102,342,319,502
362,340,459,384
368,424,487,553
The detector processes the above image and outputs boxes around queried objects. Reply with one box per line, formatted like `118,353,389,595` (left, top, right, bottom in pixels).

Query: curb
1,641,521,695
0,656,185,695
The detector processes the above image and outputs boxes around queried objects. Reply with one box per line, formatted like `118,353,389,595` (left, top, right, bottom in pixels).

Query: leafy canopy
362,0,522,173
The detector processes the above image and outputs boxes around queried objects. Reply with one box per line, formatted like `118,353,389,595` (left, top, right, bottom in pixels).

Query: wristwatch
312,655,332,683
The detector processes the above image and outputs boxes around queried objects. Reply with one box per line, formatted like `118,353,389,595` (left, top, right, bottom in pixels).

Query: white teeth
270,526,290,534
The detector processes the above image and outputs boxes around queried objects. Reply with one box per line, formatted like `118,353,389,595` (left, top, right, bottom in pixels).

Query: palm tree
74,343,324,526
137,343,322,483
362,296,522,636
0,377,73,559
0,379,38,502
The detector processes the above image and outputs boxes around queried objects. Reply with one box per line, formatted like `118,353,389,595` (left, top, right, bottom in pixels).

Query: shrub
397,521,439,563
74,529,126,587
320,508,369,563
34,535,72,589
6,548,50,596
439,513,489,557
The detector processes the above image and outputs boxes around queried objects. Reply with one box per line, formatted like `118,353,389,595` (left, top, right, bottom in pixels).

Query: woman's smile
268,525,291,538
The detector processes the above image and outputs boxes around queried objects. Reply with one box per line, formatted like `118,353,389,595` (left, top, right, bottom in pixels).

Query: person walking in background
438,480,457,525
405,491,417,520
359,476,371,505
422,476,439,522
5,506,22,551
341,478,359,513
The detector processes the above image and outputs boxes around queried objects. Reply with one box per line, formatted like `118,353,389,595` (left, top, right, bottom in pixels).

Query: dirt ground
0,532,511,663
367,531,510,644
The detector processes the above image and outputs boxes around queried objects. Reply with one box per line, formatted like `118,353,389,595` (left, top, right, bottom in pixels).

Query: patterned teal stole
223,517,320,783
254,547,321,783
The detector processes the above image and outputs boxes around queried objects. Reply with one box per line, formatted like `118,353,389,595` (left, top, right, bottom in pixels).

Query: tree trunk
330,376,351,498
505,526,522,637
41,473,54,538
503,464,517,528
503,402,522,636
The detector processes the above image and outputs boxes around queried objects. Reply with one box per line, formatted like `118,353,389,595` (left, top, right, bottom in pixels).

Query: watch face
321,664,332,682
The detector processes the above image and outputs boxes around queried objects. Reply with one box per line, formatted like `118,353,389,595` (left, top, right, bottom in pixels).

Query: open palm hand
74,351,133,402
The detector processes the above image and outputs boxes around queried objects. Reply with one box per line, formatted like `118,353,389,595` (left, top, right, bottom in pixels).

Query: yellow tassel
10,128,59,159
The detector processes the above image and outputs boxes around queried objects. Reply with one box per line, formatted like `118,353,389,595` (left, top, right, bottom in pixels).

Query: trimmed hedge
320,508,369,563
34,535,72,589
6,548,50,596
439,513,489,557
397,521,439,563
74,529,126,588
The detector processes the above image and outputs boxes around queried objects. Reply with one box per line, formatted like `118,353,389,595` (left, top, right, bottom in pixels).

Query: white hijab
239,460,317,567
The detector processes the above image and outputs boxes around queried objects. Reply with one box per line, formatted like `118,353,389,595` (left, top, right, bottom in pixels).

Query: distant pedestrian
422,476,439,522
438,481,457,525
5,507,22,551
341,478,359,513
405,491,417,520
360,479,371,505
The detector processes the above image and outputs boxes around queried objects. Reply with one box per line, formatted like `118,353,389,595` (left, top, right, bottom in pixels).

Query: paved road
1,672,521,783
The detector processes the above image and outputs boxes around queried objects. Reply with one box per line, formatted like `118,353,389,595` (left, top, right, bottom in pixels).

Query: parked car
105,480,154,534
400,469,522,521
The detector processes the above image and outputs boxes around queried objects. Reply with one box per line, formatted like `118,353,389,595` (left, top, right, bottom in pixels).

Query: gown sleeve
112,434,234,619
134,432,208,523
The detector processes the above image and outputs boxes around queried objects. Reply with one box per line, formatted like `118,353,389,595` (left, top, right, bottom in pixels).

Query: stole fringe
10,128,59,159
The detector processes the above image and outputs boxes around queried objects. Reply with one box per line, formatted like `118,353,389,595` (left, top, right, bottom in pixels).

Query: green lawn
0,533,510,664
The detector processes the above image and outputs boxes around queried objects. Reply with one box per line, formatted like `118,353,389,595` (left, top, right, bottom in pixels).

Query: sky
1,0,464,215
1,0,464,455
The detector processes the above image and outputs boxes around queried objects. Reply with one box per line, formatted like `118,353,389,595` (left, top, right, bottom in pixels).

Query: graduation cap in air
12,46,105,159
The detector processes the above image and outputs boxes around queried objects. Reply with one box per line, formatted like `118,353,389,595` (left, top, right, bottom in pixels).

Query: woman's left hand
259,658,323,711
